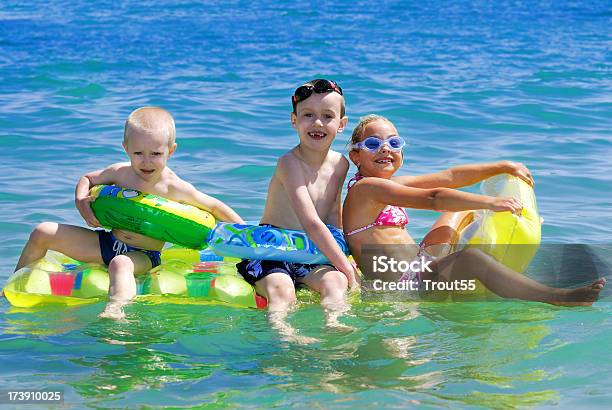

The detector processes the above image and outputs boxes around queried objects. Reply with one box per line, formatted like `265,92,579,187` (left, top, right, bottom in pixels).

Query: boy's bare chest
121,174,172,197
301,170,339,206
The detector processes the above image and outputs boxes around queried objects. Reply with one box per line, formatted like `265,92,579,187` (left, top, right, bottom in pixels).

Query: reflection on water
0,299,567,407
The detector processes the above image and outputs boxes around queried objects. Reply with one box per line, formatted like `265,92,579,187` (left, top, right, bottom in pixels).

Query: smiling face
123,128,176,182
349,119,403,179
290,92,347,153
123,107,177,182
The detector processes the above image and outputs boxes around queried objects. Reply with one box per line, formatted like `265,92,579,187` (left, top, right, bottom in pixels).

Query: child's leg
254,272,297,311
99,251,152,320
420,211,467,258
15,222,103,271
254,273,319,344
299,267,352,331
299,266,348,308
107,252,152,301
429,247,606,306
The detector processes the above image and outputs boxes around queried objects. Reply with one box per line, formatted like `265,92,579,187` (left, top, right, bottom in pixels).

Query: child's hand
488,196,523,215
346,260,361,292
502,161,534,187
76,195,101,227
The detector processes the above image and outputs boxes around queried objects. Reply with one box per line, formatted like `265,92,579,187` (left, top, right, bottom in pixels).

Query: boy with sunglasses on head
237,79,359,341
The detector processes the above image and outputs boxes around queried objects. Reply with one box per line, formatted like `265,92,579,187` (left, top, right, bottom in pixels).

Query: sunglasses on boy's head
292,79,343,111
351,135,406,153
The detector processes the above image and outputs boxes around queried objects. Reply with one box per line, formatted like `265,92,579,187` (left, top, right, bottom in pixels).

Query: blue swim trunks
236,258,330,286
97,230,162,268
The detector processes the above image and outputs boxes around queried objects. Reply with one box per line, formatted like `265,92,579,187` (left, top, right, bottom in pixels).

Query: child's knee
108,254,135,274
30,222,59,245
321,270,348,293
259,276,297,304
269,284,297,304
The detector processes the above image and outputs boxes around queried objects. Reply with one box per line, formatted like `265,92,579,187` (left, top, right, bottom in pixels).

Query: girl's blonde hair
349,114,393,149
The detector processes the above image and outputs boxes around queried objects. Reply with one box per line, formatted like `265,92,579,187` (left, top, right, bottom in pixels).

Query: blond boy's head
124,107,176,146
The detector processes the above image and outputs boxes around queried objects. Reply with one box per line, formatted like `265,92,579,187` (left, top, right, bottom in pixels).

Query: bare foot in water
325,316,356,333
286,333,320,345
98,301,128,321
324,305,356,333
550,278,607,307
269,311,320,345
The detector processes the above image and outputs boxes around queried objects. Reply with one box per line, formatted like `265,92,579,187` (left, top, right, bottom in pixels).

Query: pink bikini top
345,173,409,236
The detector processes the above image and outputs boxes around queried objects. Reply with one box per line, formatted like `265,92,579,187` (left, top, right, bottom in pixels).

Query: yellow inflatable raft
2,250,267,309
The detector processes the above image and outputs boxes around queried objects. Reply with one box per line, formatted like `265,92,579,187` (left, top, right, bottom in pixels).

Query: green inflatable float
90,185,216,249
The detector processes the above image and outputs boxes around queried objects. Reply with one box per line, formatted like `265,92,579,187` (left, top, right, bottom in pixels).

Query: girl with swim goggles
342,114,606,305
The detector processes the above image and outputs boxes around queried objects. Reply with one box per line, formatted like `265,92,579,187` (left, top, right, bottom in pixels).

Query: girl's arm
361,178,523,214
278,155,358,288
392,160,533,189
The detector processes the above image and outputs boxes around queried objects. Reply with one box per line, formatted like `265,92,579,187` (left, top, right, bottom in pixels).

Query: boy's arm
175,182,245,224
325,157,349,229
325,182,344,228
362,178,523,214
392,161,533,189
278,155,358,288
75,163,125,227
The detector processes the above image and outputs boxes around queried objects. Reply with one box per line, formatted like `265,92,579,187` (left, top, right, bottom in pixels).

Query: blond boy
14,107,244,319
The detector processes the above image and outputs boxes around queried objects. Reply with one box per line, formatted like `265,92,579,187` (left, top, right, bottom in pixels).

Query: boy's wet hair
124,107,176,146
349,114,392,149
292,78,345,117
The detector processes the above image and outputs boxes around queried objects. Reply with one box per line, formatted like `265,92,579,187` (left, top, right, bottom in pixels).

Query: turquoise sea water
1,1,611,408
